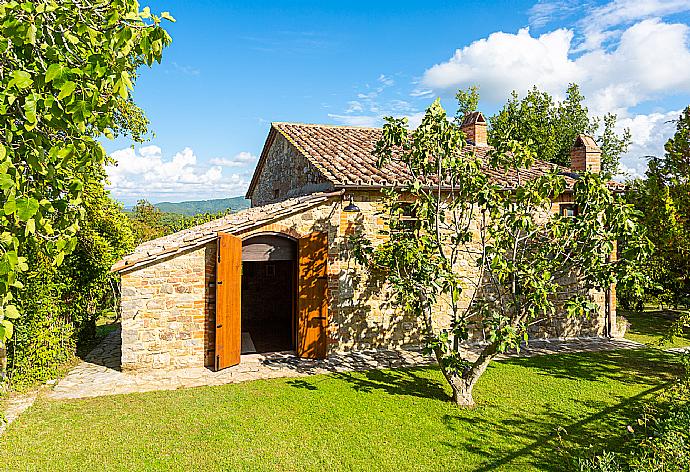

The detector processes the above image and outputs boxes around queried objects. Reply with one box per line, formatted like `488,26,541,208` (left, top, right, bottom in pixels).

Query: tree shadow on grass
440,349,680,471
309,348,680,470
287,366,451,401
442,382,669,471
622,309,690,344
498,348,681,385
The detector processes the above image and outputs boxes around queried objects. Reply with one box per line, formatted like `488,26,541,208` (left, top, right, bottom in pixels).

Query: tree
353,98,649,407
454,85,479,122
0,1,173,349
489,84,631,176
130,199,167,244
622,106,690,309
8,168,135,386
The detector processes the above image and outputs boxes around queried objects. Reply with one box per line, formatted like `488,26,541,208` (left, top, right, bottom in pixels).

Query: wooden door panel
215,232,242,370
297,232,328,359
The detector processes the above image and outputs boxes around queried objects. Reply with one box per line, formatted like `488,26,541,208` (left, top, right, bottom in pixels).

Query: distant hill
153,197,250,216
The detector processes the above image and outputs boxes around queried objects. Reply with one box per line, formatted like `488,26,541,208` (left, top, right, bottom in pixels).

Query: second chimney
570,135,601,173
460,111,488,147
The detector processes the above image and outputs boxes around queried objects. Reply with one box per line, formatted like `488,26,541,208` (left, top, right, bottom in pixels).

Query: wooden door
297,232,329,359
215,232,242,370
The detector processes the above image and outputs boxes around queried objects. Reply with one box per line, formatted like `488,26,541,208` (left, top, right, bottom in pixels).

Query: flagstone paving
0,389,40,435
47,328,645,400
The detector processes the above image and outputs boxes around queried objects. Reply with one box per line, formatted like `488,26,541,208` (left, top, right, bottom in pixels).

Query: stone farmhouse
112,112,620,371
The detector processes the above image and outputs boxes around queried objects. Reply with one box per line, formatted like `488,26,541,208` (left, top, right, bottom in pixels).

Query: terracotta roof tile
247,123,624,195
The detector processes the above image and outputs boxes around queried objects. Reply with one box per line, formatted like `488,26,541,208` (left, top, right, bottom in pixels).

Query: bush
5,181,133,389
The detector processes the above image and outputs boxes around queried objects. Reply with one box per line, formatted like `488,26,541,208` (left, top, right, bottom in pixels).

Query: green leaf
10,70,32,89
161,11,176,22
25,218,35,235
45,63,65,83
1,319,13,339
26,23,37,44
3,197,16,215
0,144,5,160
57,81,76,100
0,173,13,190
4,305,19,319
15,196,39,221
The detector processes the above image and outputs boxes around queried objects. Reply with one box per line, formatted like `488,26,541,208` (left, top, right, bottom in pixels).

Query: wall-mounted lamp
343,195,360,213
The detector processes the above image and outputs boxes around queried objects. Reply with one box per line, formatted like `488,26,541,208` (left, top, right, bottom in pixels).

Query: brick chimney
460,111,488,147
570,135,601,173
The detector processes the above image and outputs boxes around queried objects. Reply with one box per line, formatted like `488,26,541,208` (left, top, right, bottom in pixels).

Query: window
396,202,421,231
560,204,578,217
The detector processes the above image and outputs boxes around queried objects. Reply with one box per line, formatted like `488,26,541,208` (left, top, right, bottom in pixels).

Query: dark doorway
241,235,296,354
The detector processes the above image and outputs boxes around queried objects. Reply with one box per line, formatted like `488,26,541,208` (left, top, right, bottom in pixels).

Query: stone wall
249,133,333,207
332,190,611,350
120,244,216,370
120,190,612,370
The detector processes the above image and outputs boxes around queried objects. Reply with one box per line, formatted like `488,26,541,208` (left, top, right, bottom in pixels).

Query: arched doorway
240,234,297,353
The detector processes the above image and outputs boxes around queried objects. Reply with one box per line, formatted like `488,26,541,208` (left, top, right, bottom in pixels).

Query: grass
0,348,681,472
622,308,690,348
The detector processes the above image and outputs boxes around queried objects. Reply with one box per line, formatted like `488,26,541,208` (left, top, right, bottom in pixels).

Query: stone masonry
118,122,617,371
250,132,333,207
120,189,613,370
120,245,214,370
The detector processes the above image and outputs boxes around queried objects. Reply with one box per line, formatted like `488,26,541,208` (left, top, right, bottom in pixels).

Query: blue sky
106,0,690,204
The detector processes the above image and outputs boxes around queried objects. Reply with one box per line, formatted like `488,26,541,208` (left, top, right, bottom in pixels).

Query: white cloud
378,74,395,87
327,114,380,127
410,89,434,98
328,72,426,128
107,146,250,203
421,18,690,116
209,151,258,167
528,1,578,28
345,100,364,113
419,1,690,177
577,0,690,51
422,27,581,104
617,109,681,178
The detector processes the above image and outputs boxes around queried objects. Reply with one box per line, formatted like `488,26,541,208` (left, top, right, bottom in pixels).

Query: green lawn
622,308,690,348
1,349,680,472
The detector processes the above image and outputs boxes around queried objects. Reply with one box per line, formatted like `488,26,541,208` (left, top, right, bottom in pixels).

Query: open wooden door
297,232,329,359
215,232,242,370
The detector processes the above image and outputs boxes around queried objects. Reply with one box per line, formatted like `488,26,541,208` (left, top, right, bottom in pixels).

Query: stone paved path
47,329,645,400
1,389,40,435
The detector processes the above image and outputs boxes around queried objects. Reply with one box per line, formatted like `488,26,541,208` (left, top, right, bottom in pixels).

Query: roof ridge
272,121,382,131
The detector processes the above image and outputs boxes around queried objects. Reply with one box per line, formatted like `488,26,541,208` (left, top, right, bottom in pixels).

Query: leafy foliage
8,168,134,388
0,0,172,344
489,84,631,176
128,199,234,245
353,96,649,406
620,106,690,310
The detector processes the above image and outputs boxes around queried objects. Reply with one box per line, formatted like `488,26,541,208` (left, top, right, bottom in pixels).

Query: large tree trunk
435,342,499,407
